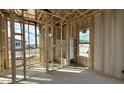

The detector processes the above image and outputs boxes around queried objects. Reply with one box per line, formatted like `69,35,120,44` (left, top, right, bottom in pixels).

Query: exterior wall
103,10,111,74
113,10,124,78
93,9,124,79
94,14,102,71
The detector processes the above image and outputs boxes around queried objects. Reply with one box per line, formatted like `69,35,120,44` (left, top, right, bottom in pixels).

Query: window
25,24,29,48
16,42,18,46
18,42,20,46
8,20,40,49
8,21,22,37
15,22,21,33
25,24,40,48
79,28,90,57
36,26,40,47
29,25,35,48
79,29,90,43
8,21,10,38
25,24,36,48
79,44,90,57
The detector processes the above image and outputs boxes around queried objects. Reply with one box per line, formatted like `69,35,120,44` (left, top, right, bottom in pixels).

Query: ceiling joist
0,9,106,25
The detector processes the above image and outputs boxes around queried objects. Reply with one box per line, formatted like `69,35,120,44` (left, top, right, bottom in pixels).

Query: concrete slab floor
0,64,124,84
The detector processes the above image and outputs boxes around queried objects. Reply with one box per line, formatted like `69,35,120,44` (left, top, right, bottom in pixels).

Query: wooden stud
73,23,78,64
51,24,54,70
22,10,26,79
0,14,2,73
60,23,63,67
39,24,43,65
77,23,79,65
42,26,45,66
10,10,16,83
89,17,94,69
66,21,70,65
44,14,49,72
1,17,4,73
28,21,31,65
3,16,9,70
42,26,45,67
45,25,48,72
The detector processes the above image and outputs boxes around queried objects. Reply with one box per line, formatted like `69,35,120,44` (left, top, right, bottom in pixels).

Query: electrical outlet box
122,70,124,74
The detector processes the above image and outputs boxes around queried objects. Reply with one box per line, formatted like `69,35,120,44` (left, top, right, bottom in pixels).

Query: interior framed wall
69,18,94,68
0,14,9,75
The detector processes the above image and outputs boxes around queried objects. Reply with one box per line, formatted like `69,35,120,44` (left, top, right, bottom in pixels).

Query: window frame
79,28,91,57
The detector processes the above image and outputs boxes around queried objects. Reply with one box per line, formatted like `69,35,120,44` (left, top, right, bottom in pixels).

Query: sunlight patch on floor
19,80,38,84
30,77,52,81
0,77,12,84
6,74,29,79
57,68,85,73
30,67,46,72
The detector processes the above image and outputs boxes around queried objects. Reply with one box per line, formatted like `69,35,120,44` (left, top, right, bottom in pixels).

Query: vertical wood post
51,24,54,70
22,10,26,79
4,17,9,69
89,17,94,69
10,10,16,84
60,23,63,67
66,21,70,65
45,25,49,72
0,15,2,73
39,24,43,65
